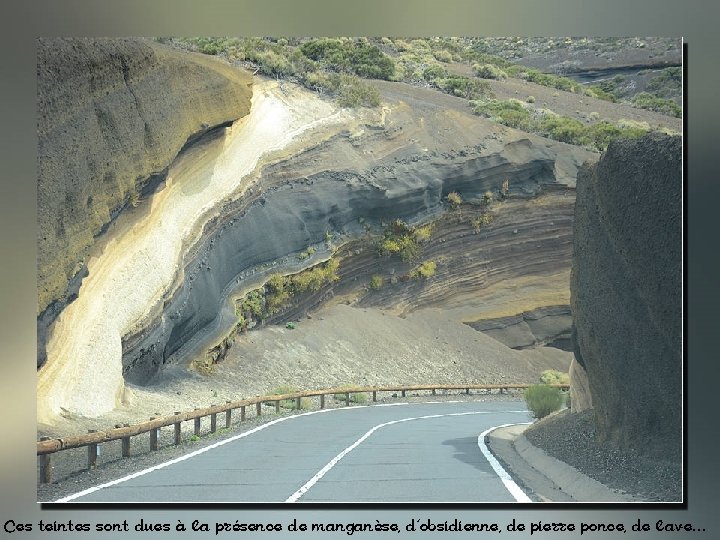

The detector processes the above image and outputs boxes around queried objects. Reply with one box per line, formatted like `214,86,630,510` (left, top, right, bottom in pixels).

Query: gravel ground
524,409,682,502
37,391,523,503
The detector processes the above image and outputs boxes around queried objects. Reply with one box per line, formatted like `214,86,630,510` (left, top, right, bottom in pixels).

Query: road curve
59,400,533,503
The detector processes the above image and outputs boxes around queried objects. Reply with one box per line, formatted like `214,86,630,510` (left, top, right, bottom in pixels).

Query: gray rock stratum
37,38,252,360
570,132,681,457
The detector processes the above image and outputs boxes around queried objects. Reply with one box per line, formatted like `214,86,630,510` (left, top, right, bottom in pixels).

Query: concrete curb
487,424,636,502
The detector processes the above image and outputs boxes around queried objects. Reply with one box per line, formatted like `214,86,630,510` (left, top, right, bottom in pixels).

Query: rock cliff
571,132,681,456
37,38,252,339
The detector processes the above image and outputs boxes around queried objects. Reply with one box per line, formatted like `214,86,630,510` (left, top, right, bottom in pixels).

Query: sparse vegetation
233,258,340,326
413,223,435,242
410,260,437,279
369,275,384,289
524,384,564,419
471,213,494,232
473,63,508,80
446,191,463,208
270,386,310,409
333,385,368,404
376,219,422,262
472,98,651,151
632,92,681,117
297,246,316,261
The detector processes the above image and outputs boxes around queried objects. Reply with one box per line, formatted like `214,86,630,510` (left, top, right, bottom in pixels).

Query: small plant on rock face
369,275,384,289
447,191,463,208
411,260,437,279
524,384,564,419
471,213,494,233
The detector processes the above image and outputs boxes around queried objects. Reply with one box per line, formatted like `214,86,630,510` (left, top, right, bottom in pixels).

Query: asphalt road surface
59,400,533,503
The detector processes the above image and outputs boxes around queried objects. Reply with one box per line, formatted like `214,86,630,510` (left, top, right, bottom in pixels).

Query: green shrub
524,69,581,93
376,220,422,262
646,67,681,99
540,369,570,386
413,223,434,242
433,49,453,63
291,258,340,292
369,275,384,289
299,39,394,80
471,99,532,130
411,260,437,279
632,92,681,117
473,63,508,80
524,384,564,419
297,246,316,261
438,76,493,100
471,213,494,232
422,63,448,82
446,191,463,208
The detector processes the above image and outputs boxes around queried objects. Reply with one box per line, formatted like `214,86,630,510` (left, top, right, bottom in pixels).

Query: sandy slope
40,304,571,438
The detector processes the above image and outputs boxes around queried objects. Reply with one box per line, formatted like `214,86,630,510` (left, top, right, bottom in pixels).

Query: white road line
285,410,530,502
478,423,533,503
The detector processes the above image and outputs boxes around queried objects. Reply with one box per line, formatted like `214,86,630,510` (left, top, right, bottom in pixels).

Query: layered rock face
571,133,681,455
38,61,595,423
37,38,252,328
121,85,594,386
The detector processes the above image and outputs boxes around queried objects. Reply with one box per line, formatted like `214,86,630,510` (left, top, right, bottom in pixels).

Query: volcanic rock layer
37,38,252,356
571,132,681,456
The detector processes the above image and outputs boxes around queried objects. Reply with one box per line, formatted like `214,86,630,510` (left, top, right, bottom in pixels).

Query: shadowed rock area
570,132,681,457
37,37,252,331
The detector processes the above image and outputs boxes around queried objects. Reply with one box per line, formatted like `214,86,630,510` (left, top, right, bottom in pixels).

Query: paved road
60,400,532,503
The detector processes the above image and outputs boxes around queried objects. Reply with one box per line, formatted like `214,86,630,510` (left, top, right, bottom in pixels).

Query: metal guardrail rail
37,383,568,484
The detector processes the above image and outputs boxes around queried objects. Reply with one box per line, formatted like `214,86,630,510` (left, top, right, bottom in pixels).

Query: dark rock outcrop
571,132,681,456
467,306,572,350
37,38,252,320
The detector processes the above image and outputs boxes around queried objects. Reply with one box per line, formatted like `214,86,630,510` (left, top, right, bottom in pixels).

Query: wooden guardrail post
174,412,182,446
210,412,217,433
240,405,246,421
372,390,377,402
275,400,280,414
225,401,232,428
295,397,301,410
194,409,201,437
401,390,406,398
432,388,436,396
320,394,325,409
122,423,131,457
149,418,159,451
345,392,350,407
465,387,470,395
256,402,262,416
39,437,52,484
87,430,98,469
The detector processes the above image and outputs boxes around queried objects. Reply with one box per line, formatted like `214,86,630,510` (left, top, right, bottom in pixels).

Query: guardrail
37,383,568,484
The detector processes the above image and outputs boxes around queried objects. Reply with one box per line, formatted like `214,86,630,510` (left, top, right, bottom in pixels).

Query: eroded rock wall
37,38,252,321
571,132,681,456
